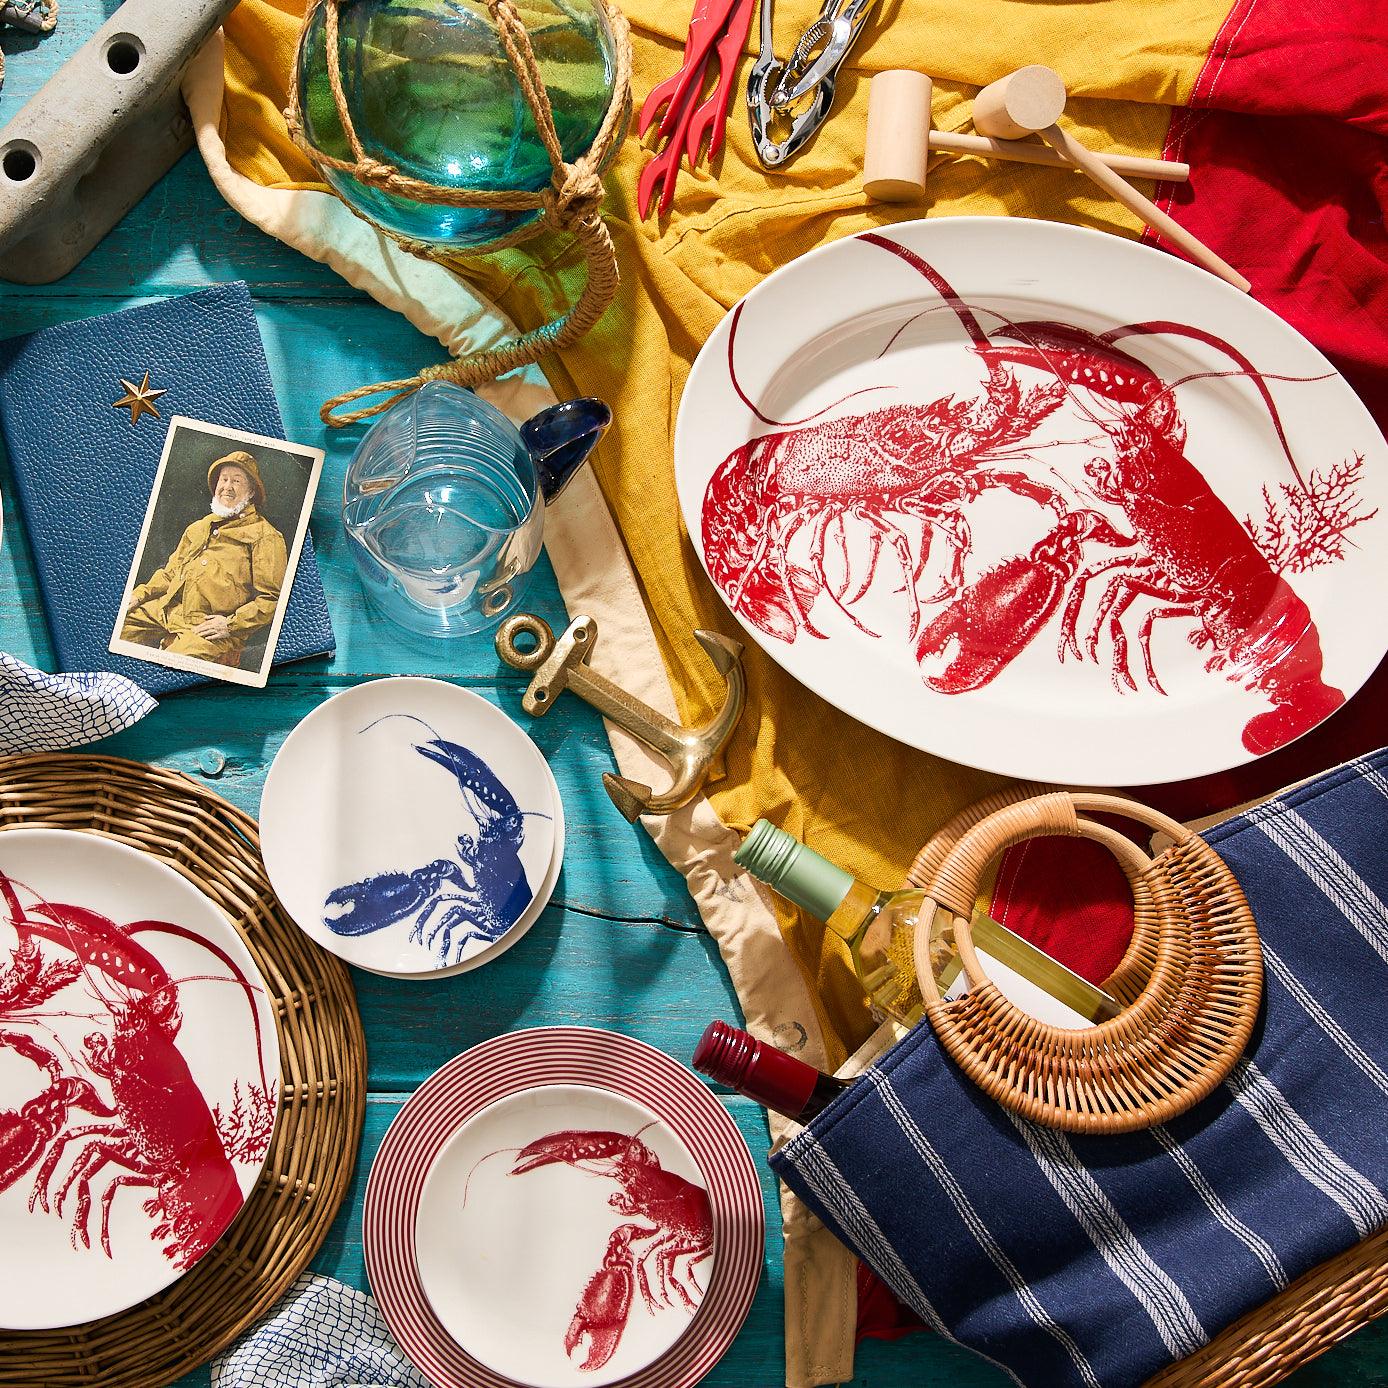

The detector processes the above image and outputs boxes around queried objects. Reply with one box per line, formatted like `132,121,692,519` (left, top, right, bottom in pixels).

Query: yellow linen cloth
220,0,1225,1067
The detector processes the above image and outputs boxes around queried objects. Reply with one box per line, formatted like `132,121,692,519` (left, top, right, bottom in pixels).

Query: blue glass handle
521,397,611,502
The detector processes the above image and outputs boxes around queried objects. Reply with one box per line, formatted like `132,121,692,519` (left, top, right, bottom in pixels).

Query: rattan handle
912,791,1191,1007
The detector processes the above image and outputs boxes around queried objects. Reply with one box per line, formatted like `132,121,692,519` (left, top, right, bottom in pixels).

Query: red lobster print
509,1128,713,1372
0,870,274,1266
701,231,1377,755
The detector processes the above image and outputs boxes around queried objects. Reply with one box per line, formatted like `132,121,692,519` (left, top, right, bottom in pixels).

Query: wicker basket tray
0,753,366,1387
905,783,1388,1385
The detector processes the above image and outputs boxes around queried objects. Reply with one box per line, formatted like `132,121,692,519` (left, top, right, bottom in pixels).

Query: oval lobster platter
0,829,280,1330
260,677,559,976
675,218,1388,784
364,1027,763,1388
414,1084,714,1387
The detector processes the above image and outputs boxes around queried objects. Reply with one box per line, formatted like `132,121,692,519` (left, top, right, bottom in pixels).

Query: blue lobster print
322,714,544,965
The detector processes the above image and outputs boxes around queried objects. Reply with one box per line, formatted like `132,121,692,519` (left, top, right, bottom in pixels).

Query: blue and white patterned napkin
211,1274,429,1388
0,651,155,754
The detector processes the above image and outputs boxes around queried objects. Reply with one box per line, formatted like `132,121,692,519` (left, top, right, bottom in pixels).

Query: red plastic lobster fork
635,0,759,217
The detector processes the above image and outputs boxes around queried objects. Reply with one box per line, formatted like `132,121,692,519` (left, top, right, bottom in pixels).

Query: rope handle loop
912,791,1193,1009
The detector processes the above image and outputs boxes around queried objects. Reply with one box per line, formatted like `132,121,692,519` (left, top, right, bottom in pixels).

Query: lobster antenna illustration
726,300,893,429
461,1144,525,1208
0,869,27,928
1130,365,1333,415
358,711,446,743
856,233,1317,492
858,233,990,345
128,921,272,1096
852,249,1135,441
1101,320,1310,489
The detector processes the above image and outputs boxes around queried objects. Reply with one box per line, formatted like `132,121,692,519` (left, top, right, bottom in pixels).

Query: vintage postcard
109,417,325,689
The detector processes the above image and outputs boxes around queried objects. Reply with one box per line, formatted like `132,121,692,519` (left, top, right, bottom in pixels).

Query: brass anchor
495,613,746,821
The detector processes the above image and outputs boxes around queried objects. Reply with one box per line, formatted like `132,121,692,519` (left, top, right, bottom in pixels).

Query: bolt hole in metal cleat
0,0,240,283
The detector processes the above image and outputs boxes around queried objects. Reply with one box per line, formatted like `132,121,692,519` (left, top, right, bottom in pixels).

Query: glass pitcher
342,381,610,637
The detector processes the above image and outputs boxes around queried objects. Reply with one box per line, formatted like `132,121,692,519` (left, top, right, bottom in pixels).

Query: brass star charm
112,370,167,426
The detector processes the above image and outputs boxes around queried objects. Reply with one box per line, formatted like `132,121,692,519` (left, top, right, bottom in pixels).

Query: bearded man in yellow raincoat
119,451,287,665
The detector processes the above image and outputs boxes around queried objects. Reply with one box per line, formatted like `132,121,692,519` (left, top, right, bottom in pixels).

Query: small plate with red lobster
415,1084,713,1386
364,1027,763,1388
676,217,1388,784
261,677,560,977
0,829,280,1330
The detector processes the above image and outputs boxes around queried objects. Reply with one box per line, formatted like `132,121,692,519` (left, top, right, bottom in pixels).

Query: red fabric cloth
858,5,1388,1342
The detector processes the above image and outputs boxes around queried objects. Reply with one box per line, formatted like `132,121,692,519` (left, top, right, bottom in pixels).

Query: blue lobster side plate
260,677,559,975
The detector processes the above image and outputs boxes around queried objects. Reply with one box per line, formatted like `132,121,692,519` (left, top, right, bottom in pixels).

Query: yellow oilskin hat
207,450,267,508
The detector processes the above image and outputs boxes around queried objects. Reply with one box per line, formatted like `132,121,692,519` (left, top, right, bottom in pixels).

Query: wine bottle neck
694,1021,825,1121
735,820,861,923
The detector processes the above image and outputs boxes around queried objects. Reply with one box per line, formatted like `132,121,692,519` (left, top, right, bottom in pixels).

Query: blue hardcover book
0,282,335,694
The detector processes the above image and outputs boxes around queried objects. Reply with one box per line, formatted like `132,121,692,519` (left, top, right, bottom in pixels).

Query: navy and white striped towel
773,749,1388,1388
212,1274,429,1388
0,651,154,753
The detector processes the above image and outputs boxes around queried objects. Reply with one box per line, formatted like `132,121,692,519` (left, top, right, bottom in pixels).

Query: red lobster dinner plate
364,1027,764,1388
0,829,280,1330
675,217,1388,785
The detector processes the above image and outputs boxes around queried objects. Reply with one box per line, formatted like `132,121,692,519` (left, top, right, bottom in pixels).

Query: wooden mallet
863,70,1190,204
972,65,1250,293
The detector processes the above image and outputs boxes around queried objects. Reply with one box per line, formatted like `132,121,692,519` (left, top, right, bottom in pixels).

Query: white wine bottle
735,820,1120,1027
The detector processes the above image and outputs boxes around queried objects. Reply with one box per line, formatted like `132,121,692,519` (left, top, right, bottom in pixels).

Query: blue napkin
0,651,154,753
211,1274,429,1388
773,750,1388,1388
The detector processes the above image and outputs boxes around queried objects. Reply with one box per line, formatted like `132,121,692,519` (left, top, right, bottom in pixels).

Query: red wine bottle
693,1021,852,1122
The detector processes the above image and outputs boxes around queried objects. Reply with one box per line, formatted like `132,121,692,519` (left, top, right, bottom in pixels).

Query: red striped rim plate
364,1027,764,1388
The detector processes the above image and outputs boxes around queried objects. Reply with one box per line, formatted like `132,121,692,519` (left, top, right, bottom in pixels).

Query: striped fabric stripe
1264,944,1388,1100
869,1073,1102,1388
1148,1126,1287,1291
1250,802,1388,965
792,1136,949,1338
1225,1058,1388,1238
791,1134,1026,1388
1007,1116,1208,1359
1355,760,1388,803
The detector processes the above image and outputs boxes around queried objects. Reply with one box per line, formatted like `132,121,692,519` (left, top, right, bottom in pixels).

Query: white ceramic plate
675,217,1388,784
355,752,564,981
364,1028,763,1388
0,829,280,1330
260,677,559,975
415,1084,715,1387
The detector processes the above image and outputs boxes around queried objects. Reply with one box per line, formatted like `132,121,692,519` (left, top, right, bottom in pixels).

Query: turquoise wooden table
1,10,1384,1385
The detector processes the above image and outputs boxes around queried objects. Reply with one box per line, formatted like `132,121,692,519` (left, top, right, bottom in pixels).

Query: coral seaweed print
322,714,545,967
681,222,1388,783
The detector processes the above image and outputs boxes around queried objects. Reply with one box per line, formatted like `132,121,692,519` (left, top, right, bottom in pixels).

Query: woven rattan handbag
772,752,1388,1388
909,788,1263,1134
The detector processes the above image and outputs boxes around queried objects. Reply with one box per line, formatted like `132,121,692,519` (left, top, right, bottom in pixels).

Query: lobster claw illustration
322,716,541,965
916,510,1134,693
510,1128,714,1372
563,1223,651,1370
